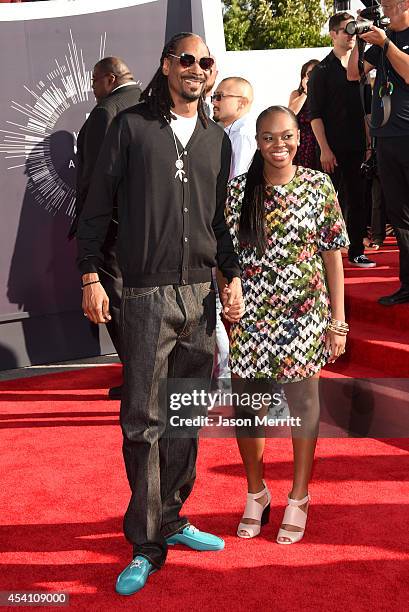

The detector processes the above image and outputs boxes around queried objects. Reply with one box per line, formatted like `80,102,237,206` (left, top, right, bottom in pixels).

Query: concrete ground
0,354,120,381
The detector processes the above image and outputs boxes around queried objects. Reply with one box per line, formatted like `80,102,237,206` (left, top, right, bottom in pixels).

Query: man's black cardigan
77,103,240,287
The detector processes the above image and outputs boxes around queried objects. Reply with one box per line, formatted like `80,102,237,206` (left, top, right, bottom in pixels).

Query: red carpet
1,241,408,610
1,369,408,611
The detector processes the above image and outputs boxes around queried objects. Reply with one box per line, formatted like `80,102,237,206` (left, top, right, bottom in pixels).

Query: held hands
82,277,111,324
325,330,346,364
221,277,245,323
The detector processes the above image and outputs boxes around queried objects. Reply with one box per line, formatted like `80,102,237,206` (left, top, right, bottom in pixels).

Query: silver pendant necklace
169,125,186,182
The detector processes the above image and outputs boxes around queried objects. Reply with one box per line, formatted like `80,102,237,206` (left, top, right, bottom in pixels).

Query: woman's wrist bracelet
81,280,100,290
328,326,348,336
331,318,348,328
328,318,349,335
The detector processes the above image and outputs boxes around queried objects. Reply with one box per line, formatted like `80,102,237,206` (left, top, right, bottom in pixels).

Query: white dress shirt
225,113,257,180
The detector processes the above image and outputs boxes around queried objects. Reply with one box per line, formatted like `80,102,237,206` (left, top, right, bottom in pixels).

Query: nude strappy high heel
237,481,271,539
276,493,310,544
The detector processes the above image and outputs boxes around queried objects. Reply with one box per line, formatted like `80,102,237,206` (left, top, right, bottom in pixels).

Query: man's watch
383,38,390,54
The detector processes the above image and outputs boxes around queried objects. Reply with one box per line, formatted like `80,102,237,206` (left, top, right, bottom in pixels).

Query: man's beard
180,78,205,102
181,90,202,101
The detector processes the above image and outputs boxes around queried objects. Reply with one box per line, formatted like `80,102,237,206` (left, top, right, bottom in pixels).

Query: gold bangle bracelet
328,325,348,336
330,318,349,328
330,324,349,332
328,322,348,329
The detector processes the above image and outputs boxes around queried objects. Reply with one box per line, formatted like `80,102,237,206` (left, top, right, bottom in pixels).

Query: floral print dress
225,167,349,383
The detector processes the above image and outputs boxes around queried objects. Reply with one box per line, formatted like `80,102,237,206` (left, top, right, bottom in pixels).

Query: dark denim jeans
119,283,216,568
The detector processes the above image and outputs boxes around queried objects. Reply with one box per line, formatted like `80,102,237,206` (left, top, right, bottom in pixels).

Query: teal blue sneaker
166,525,225,551
115,556,156,596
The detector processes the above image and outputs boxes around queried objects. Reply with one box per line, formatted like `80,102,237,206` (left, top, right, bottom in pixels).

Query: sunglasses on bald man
211,93,244,102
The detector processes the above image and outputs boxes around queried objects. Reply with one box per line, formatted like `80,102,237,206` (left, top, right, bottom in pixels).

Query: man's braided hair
140,32,209,127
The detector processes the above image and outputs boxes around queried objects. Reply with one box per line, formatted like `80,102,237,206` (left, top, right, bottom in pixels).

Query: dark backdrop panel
165,0,192,40
0,0,193,369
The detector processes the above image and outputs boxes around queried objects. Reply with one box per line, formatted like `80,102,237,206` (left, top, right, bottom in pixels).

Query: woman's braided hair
239,106,299,255
140,32,209,127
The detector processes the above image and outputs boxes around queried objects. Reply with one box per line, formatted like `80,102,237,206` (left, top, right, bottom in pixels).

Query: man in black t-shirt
308,12,376,269
348,1,409,305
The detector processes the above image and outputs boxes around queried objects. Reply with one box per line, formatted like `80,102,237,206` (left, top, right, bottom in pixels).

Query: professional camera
345,1,388,36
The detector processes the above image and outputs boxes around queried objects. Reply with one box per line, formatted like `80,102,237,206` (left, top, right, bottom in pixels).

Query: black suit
71,83,141,355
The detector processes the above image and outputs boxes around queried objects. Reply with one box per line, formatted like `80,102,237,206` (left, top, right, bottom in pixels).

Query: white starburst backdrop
0,30,106,217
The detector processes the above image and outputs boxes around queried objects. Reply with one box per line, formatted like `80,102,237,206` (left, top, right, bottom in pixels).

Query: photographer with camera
308,12,376,269
347,1,409,305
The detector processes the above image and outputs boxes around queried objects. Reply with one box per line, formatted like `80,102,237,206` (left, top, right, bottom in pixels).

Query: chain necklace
263,171,275,187
169,124,186,182
263,166,298,187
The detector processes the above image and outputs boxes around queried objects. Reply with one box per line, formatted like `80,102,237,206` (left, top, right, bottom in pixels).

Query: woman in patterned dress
288,59,320,170
224,106,349,544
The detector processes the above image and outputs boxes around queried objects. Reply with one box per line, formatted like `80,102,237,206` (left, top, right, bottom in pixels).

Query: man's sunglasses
211,93,243,102
167,53,214,71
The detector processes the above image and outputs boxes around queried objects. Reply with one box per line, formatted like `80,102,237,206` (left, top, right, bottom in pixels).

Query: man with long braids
76,33,243,595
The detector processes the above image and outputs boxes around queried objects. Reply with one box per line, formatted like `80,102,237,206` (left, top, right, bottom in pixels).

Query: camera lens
345,21,357,35
345,19,372,36
355,20,373,35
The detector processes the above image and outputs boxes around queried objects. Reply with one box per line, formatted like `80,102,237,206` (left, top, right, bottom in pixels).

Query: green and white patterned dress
226,167,349,383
